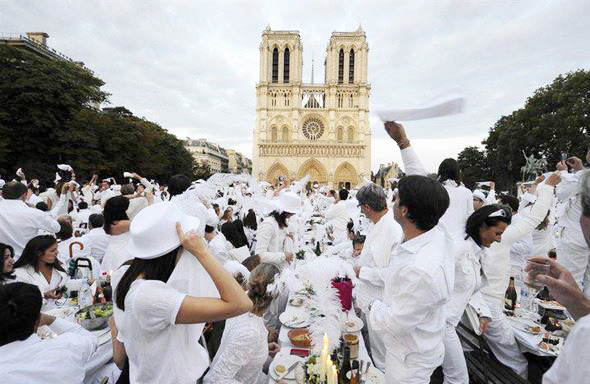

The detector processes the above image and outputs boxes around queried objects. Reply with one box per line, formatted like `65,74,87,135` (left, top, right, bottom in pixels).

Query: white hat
57,164,73,172
278,191,301,214
128,202,201,260
472,189,486,202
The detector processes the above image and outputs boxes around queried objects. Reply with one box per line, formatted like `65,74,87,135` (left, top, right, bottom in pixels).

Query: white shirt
0,199,61,257
254,216,287,266
543,313,590,384
439,181,474,241
204,313,268,384
208,232,232,264
57,236,91,265
100,231,132,274
446,237,491,326
71,208,92,228
0,318,97,384
325,200,350,240
80,227,110,262
14,265,82,309
357,212,402,309
117,279,209,384
369,223,455,361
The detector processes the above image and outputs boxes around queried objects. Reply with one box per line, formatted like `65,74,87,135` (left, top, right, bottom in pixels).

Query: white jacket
254,216,287,266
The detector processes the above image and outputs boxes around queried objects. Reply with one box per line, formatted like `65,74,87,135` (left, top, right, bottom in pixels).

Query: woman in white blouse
13,236,80,304
443,205,512,384
254,192,301,267
204,263,280,384
437,158,475,241
100,195,132,273
1,243,16,284
112,202,252,384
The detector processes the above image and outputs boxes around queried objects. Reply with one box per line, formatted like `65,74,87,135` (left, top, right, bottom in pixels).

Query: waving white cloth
377,96,465,122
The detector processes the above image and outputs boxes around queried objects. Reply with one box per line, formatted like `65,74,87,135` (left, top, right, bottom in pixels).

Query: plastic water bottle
79,279,92,308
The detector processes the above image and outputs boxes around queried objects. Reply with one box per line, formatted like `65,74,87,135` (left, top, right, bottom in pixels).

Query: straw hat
128,202,201,260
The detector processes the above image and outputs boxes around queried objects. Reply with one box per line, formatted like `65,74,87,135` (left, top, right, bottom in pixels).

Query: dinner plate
279,312,310,328
269,354,304,380
342,316,364,333
509,317,542,335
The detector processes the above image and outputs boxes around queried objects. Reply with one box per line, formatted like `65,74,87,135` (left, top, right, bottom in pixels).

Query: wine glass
521,260,550,312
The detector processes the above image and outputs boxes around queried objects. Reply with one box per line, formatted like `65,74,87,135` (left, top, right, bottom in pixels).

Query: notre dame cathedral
252,26,371,189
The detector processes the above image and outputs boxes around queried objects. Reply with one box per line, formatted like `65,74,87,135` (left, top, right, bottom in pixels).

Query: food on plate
527,325,541,334
275,364,286,374
77,303,113,321
288,329,312,348
290,297,304,306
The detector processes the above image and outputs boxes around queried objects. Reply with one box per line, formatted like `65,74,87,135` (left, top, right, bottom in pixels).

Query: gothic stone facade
252,27,371,189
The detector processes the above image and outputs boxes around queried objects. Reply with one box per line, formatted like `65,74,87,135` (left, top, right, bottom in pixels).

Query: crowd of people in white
0,122,589,384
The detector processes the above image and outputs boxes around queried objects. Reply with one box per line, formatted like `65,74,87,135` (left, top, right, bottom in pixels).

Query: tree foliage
458,70,590,191
0,45,196,184
457,146,489,190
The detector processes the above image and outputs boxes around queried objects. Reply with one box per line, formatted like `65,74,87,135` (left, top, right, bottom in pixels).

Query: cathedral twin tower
252,26,371,189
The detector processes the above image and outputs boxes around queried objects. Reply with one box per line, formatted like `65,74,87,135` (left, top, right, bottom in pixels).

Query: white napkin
377,96,465,122
57,164,73,172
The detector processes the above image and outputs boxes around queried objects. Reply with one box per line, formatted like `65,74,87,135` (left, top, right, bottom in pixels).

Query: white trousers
483,297,528,378
385,343,444,384
556,232,590,297
442,323,469,384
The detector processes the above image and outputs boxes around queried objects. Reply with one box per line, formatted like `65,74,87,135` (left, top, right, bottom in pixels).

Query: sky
2,0,589,173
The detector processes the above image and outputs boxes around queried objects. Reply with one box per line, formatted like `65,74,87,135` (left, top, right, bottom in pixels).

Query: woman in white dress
100,195,132,273
443,205,512,384
437,158,475,241
13,236,80,304
254,192,301,267
1,243,16,284
204,263,280,384
112,202,252,384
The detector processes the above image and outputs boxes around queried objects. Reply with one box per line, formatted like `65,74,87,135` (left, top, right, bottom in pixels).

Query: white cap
473,189,486,202
128,202,200,260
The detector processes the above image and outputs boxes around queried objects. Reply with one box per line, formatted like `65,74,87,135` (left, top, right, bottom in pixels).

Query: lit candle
320,333,329,381
332,365,338,383
326,359,333,384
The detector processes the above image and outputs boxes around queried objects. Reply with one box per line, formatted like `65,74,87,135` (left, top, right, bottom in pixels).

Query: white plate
269,354,304,380
509,317,542,335
342,316,364,333
279,312,310,328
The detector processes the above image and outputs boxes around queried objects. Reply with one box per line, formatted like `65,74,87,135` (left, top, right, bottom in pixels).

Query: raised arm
384,121,427,176
174,223,252,324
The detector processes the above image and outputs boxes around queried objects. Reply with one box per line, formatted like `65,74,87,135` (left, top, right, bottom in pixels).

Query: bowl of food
76,303,113,331
288,328,312,348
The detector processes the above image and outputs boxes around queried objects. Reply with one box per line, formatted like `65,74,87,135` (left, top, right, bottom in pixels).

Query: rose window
302,118,324,140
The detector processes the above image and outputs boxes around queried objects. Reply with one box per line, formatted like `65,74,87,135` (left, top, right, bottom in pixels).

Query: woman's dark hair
227,198,237,206
397,175,450,231
339,188,349,201
270,210,291,229
465,204,513,247
352,235,366,246
103,195,130,235
205,225,215,234
0,282,42,346
115,247,180,310
499,194,519,214
438,158,461,184
13,236,64,273
0,244,15,282
221,207,233,222
56,220,73,241
78,201,88,210
242,255,261,271
347,220,354,233
221,221,248,249
243,209,257,231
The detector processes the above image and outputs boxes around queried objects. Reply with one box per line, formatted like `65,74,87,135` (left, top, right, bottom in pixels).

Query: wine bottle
504,277,517,311
315,241,322,256
339,345,351,384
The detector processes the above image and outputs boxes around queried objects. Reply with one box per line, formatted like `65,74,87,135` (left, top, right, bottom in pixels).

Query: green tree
483,70,590,191
457,146,489,190
0,46,195,184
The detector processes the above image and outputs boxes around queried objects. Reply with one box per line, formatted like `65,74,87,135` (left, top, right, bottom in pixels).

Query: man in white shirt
80,214,110,263
0,182,60,258
0,282,98,384
367,121,455,384
325,189,351,243
353,183,402,371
